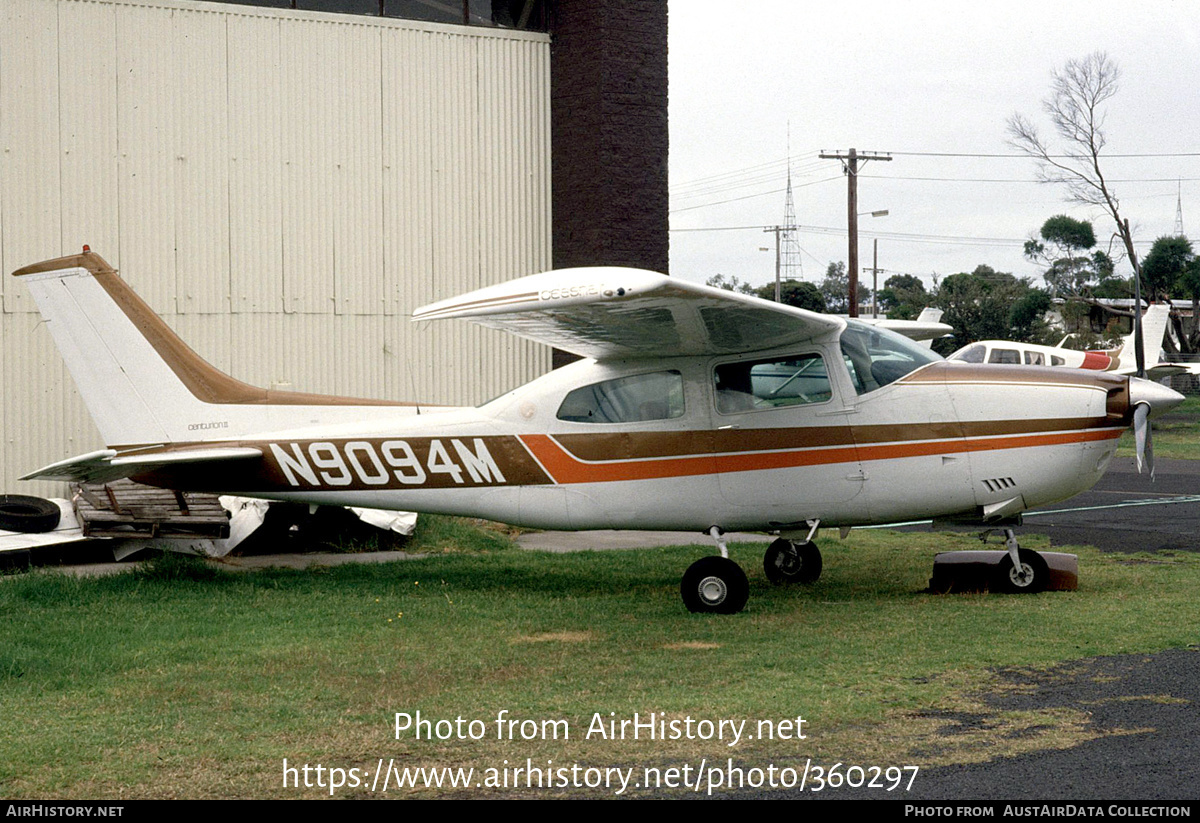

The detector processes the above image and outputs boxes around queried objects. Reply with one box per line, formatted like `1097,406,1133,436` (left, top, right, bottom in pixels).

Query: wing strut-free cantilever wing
414,267,845,359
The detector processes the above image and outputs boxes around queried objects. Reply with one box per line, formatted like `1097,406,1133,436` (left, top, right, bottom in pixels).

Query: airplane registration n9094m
11,250,1183,613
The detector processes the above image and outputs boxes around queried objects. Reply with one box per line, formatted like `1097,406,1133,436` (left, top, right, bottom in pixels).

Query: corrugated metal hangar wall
0,0,553,495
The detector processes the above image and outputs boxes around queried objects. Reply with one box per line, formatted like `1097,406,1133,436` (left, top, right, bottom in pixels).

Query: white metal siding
0,0,552,496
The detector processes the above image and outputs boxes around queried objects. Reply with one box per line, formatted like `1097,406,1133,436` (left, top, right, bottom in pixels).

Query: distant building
0,0,668,493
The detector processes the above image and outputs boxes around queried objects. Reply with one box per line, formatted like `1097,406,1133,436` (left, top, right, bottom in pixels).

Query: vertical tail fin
12,250,413,448
1118,303,1171,372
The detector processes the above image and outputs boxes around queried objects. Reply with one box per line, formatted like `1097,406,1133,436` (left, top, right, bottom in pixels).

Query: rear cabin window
556,371,685,423
714,353,831,413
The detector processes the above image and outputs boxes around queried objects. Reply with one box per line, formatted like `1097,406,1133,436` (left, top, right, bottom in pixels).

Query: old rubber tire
0,495,61,533
994,548,1049,594
681,556,749,614
763,538,822,585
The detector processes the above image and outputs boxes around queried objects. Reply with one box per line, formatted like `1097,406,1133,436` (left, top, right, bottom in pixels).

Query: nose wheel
986,529,1050,594
994,547,1049,593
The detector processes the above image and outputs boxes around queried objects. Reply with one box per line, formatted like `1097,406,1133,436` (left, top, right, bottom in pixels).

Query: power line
887,150,1200,158
863,175,1200,184
669,175,843,213
670,222,1160,249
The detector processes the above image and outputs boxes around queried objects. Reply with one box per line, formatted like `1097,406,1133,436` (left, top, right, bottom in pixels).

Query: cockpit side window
988,348,1020,364
839,320,941,395
556,370,685,423
951,343,986,364
714,353,831,414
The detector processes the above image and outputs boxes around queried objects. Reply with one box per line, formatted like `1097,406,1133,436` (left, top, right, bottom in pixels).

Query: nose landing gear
763,538,822,585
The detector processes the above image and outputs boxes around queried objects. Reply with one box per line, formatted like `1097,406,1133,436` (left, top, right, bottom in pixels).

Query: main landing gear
681,524,824,614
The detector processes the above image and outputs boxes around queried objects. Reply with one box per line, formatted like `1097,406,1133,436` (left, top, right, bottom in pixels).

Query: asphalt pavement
1019,456,1200,553
766,456,1200,801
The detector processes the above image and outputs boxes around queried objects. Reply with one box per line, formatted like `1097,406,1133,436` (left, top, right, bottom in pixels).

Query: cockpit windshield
839,320,942,395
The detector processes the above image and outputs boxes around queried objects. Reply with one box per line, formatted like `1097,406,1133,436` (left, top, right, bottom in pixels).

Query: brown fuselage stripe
552,417,1117,462
133,435,551,492
899,361,1128,390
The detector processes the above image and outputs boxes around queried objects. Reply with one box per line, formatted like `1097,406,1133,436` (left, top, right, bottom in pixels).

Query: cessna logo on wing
538,284,600,301
269,438,507,489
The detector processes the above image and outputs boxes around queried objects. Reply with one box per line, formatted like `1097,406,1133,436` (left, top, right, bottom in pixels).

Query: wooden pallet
72,479,230,539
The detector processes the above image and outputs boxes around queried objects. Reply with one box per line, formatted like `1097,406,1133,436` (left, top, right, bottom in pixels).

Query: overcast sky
667,0,1200,295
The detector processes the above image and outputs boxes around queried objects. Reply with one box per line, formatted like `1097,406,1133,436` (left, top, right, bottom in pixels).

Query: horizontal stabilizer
22,447,262,484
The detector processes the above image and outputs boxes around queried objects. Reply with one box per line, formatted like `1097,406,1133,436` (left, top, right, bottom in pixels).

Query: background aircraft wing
413,267,844,358
859,317,953,342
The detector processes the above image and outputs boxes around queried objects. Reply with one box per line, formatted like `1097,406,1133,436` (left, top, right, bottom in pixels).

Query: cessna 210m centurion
11,250,1184,613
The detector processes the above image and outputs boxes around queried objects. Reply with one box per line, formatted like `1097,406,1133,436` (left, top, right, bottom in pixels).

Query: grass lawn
3,524,1198,798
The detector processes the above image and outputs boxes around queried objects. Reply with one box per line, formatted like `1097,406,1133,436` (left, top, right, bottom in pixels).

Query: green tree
704,273,755,295
875,274,929,320
1178,258,1200,342
933,265,1051,353
819,262,848,313
1142,236,1198,344
1024,215,1116,298
1008,52,1142,279
754,279,826,312
1141,236,1194,300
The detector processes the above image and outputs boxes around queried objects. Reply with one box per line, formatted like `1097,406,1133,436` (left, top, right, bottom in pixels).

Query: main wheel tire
681,556,749,614
993,548,1049,594
0,495,61,533
763,538,822,585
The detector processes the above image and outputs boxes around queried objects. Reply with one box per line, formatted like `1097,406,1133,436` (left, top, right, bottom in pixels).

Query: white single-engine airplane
11,250,1184,613
948,303,1200,380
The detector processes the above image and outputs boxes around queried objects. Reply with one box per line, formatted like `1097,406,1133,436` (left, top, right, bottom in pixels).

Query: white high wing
11,250,1183,612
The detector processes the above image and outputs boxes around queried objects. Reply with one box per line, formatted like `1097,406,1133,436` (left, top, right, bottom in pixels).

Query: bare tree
1007,52,1141,278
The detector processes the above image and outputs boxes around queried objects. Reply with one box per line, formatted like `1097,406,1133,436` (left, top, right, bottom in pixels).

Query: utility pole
868,238,880,318
763,225,787,301
819,148,891,316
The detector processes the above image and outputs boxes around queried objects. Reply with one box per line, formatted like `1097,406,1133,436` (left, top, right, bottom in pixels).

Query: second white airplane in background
948,304,1199,380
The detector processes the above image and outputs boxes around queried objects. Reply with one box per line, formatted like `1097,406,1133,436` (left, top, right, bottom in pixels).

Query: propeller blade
1146,417,1155,480
1133,402,1154,479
